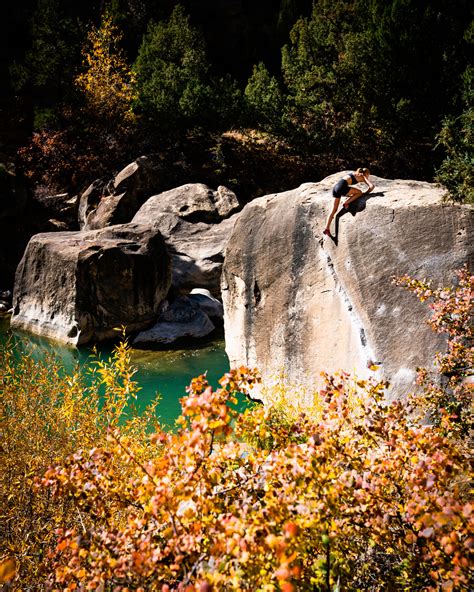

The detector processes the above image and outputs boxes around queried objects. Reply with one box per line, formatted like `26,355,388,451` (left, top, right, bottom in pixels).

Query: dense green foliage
435,65,474,204
2,0,473,200
0,271,472,589
134,5,212,131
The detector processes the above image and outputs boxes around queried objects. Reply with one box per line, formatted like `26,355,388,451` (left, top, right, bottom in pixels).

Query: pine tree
133,4,212,132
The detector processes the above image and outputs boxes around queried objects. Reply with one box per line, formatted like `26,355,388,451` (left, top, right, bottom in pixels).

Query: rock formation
132,289,224,348
11,224,171,345
132,184,240,295
222,173,473,400
79,156,166,230
10,181,238,346
133,296,215,347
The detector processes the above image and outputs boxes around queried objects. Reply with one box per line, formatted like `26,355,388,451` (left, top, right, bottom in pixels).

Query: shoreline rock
11,224,171,345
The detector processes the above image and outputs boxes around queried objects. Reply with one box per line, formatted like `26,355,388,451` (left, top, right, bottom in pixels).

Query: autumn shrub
17,128,98,194
17,121,138,196
0,338,161,586
29,365,470,591
396,265,473,441
1,271,472,590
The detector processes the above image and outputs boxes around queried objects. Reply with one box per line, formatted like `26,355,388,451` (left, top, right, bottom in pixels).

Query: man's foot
323,228,331,236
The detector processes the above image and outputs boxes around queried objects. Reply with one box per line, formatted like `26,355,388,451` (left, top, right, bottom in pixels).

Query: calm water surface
0,317,247,429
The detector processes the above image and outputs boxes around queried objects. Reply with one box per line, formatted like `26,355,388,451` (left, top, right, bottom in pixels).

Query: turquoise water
0,317,246,429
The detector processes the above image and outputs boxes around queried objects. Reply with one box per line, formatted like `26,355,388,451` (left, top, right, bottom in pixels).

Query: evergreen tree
10,0,85,129
244,62,286,132
436,65,474,203
281,1,361,149
280,0,472,169
133,4,213,132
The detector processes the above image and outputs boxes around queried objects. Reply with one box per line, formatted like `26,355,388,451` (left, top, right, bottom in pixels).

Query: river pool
0,317,248,429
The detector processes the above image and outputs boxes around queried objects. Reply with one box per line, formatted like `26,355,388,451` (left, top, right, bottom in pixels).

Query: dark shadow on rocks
334,191,386,243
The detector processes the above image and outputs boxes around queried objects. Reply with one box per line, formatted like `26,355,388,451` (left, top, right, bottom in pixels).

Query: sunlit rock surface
11,224,171,345
133,185,240,295
222,174,473,401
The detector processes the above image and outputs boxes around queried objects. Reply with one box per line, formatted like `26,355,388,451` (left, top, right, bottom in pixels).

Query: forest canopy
1,0,473,202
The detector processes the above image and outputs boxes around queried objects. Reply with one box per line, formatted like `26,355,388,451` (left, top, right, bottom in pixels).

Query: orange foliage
40,367,471,590
1,270,472,590
395,265,473,441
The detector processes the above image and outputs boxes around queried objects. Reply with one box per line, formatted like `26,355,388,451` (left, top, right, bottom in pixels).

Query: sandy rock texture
222,173,473,400
11,224,171,345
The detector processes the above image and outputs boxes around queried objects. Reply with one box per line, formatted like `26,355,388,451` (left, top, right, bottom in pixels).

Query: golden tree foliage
75,10,137,126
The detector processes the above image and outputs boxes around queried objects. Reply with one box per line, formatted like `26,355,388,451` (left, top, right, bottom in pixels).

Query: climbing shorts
332,178,350,198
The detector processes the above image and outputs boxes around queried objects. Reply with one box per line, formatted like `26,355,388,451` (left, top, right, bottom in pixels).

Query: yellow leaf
0,557,16,583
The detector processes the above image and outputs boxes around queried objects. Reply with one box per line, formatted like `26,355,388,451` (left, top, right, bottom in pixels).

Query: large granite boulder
133,185,240,295
222,174,473,401
11,224,171,345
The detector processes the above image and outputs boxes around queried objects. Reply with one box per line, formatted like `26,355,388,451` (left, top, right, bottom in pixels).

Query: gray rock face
133,296,215,347
133,186,240,296
132,183,240,224
222,174,473,401
79,156,165,230
11,224,171,345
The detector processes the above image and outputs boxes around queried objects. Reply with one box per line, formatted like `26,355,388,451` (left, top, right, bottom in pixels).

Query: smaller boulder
188,288,224,319
133,183,240,225
80,156,165,230
132,296,215,347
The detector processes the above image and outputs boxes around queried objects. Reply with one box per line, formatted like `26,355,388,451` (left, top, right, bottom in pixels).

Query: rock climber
324,167,375,237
